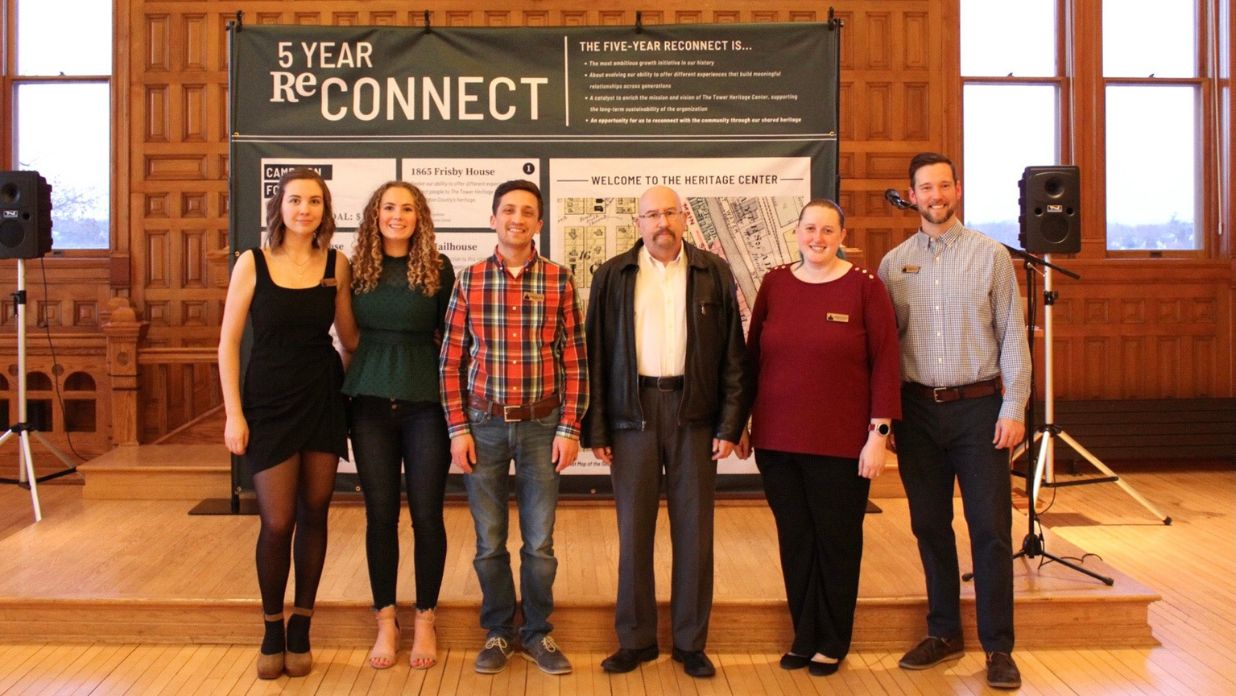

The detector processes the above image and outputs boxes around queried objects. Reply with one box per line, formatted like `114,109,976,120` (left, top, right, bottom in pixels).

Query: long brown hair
351,181,443,296
264,167,335,250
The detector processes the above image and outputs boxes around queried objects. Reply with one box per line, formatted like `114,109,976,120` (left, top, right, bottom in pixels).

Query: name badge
826,312,849,323
902,264,921,274
524,292,545,302
320,278,337,287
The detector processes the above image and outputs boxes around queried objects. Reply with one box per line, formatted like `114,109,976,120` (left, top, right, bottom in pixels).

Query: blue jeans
348,396,451,611
464,404,561,646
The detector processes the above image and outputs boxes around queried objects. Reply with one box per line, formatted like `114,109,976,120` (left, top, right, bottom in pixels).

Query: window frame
1,0,114,257
1101,75,1208,256
959,0,1222,259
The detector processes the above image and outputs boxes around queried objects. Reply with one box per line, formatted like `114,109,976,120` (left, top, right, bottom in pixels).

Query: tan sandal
409,608,438,669
368,605,400,670
256,611,285,680
284,607,314,677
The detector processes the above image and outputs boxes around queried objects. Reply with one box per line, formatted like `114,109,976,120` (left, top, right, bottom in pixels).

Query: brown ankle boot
284,607,314,677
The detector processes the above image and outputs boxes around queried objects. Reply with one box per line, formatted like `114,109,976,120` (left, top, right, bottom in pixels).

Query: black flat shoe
671,647,716,678
779,653,810,670
601,645,658,673
808,658,841,676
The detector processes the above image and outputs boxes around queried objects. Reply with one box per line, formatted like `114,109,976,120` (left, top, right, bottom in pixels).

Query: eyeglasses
639,209,682,221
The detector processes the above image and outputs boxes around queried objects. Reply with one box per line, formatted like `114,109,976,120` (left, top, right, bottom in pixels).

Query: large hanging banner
229,21,840,494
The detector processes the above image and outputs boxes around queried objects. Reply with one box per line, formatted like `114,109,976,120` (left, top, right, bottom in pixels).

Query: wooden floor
0,465,1232,694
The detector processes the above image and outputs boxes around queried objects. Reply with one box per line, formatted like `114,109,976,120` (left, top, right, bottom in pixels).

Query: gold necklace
282,250,316,276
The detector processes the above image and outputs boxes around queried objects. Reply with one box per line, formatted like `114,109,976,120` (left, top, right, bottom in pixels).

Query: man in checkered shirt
440,180,588,677
877,152,1030,691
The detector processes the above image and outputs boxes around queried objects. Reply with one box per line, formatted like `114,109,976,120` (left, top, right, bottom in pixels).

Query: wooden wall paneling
524,10,552,26
1035,260,1233,399
145,85,169,142
112,1,1231,446
0,258,117,465
1067,0,1106,257
598,11,627,26
865,11,893,70
865,82,893,140
837,1,945,283
183,13,209,71
145,13,171,72
182,84,208,142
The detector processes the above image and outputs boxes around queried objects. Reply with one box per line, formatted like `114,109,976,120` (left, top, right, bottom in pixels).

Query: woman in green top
345,181,455,671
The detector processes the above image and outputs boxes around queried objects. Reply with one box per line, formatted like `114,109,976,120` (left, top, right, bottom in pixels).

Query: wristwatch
868,422,891,436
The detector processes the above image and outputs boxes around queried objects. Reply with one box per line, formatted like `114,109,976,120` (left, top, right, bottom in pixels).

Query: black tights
252,451,339,649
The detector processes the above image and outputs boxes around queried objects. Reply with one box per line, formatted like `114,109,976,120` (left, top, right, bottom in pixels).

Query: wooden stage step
0,482,1157,653
78,444,233,501
77,444,909,500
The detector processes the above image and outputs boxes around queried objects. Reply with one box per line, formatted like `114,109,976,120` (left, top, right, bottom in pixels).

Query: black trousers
895,389,1014,653
348,396,451,610
610,386,716,651
756,449,870,660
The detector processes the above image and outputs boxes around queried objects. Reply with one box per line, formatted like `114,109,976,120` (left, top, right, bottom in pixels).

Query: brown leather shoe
898,635,964,669
986,651,1022,689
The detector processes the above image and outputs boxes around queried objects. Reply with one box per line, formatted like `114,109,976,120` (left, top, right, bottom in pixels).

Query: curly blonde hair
351,181,442,296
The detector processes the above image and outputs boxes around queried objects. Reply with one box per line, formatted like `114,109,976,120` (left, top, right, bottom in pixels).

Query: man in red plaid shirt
439,179,588,676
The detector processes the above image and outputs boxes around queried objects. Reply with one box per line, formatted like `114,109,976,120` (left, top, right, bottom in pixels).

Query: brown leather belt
904,378,1002,404
467,394,560,422
638,375,685,391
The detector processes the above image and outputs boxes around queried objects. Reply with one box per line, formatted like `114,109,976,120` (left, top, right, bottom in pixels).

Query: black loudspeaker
1019,165,1080,254
0,171,53,259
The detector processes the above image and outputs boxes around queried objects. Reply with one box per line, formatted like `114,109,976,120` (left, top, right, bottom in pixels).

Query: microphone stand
1000,250,1115,584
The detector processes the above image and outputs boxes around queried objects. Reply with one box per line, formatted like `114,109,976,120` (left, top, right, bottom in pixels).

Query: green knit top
342,253,455,403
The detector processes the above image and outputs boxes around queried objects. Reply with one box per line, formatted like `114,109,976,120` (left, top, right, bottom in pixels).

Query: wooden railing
105,298,222,445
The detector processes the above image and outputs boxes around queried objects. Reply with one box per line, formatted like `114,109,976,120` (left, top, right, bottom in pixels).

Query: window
960,0,1060,249
1103,0,1200,250
4,0,112,250
961,0,1216,253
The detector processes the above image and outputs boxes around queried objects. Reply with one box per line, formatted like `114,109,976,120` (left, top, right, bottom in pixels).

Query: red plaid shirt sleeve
555,272,588,439
439,268,473,437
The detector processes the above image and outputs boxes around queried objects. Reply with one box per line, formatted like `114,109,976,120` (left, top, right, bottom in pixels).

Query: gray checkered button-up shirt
877,221,1031,422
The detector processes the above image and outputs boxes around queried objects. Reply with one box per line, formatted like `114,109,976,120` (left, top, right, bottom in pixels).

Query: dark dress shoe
601,645,658,673
671,647,716,678
779,652,810,670
898,635,964,669
808,658,841,676
986,651,1022,689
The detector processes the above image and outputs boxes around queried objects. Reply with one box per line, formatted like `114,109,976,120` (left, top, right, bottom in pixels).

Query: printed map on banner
550,157,809,325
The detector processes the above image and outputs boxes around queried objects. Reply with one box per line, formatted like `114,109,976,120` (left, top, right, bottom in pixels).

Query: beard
919,202,955,226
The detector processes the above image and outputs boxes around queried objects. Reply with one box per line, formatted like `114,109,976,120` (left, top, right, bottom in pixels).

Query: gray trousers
610,385,716,651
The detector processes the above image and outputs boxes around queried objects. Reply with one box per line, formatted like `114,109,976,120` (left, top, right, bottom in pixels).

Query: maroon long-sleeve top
747,264,902,459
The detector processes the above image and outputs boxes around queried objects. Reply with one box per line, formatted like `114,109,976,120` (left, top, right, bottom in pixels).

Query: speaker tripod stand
1013,254,1171,526
0,258,80,522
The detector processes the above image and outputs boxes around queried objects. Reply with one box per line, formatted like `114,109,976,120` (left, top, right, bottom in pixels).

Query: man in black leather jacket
582,185,751,679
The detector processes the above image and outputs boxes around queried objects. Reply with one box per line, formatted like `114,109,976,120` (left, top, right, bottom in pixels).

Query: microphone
884,188,916,211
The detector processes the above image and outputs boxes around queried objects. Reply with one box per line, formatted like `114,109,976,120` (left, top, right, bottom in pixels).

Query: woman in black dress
218,167,358,680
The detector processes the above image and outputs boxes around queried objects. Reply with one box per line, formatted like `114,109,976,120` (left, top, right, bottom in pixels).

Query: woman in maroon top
746,199,901,676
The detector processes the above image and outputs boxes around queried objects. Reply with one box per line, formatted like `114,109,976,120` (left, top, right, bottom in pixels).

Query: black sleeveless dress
242,247,349,475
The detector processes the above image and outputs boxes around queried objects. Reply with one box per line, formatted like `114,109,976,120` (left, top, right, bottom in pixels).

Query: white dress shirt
634,242,688,377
